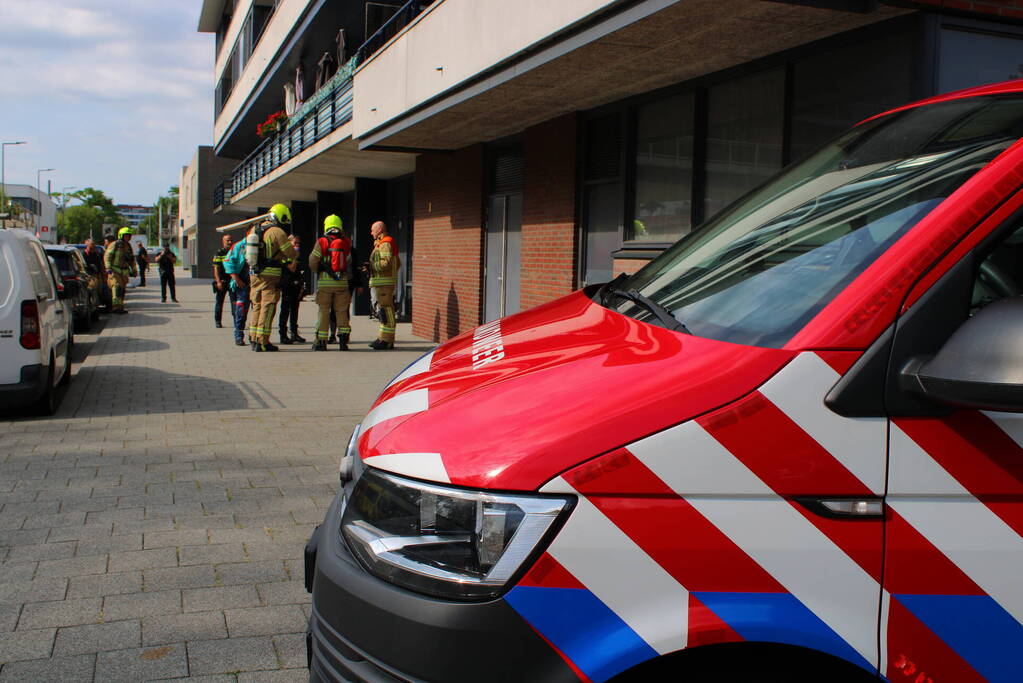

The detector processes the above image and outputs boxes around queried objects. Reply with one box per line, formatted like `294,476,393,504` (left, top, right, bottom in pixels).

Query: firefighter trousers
316,288,351,340
107,272,129,311
248,275,281,343
373,285,396,342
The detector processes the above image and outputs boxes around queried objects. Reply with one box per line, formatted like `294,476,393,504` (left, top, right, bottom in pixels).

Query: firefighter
104,227,138,314
367,220,400,350
247,203,297,352
309,215,353,351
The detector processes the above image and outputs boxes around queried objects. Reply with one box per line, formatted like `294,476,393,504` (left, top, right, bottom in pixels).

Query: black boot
368,338,394,350
312,340,327,351
279,333,293,345
338,333,349,351
261,341,280,352
291,332,306,343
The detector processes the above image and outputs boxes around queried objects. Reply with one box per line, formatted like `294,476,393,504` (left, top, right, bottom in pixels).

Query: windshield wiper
601,277,691,335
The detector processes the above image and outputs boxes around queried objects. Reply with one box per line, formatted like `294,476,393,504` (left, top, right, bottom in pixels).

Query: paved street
0,275,429,681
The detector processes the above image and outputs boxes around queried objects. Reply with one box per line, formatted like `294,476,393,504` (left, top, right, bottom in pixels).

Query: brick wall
520,113,579,310
613,258,652,277
412,145,485,342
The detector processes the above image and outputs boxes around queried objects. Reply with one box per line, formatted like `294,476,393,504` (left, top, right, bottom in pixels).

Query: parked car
307,80,1023,682
146,246,162,262
72,243,110,310
0,230,73,415
45,245,99,332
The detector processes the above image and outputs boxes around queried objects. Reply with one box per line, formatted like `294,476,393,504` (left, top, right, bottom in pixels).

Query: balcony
246,71,352,189
214,3,429,210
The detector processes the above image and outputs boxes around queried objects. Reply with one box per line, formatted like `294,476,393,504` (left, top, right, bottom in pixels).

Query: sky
0,0,212,205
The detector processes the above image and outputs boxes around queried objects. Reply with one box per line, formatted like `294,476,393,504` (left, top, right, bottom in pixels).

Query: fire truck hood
358,289,795,491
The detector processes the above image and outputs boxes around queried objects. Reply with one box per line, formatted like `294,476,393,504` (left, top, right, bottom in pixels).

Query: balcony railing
351,0,433,67
212,178,234,213
217,0,433,207
226,72,354,200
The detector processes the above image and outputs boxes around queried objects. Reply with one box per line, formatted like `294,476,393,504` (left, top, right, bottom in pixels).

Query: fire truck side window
972,223,1023,313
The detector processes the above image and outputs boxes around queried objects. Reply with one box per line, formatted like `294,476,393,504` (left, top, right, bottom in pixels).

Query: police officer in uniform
104,227,138,314
212,233,233,328
309,215,352,351
367,220,400,350
248,203,297,352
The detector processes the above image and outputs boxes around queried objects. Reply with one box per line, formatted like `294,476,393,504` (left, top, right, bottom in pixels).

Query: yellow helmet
118,226,133,238
323,214,343,235
269,203,291,227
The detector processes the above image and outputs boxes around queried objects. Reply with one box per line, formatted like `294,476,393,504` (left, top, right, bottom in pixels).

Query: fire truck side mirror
901,296,1023,413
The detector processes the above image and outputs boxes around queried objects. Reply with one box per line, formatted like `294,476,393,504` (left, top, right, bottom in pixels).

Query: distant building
1,183,57,243
115,204,155,230
178,146,246,278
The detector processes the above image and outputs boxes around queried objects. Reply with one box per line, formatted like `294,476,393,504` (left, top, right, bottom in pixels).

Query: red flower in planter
257,110,288,138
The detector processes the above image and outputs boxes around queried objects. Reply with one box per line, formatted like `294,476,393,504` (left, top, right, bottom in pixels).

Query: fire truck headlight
340,468,574,600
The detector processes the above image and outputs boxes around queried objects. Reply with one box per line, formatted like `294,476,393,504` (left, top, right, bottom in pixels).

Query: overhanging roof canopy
198,0,228,32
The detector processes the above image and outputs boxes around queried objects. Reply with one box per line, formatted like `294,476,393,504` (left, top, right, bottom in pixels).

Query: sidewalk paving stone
142,611,228,646
187,635,278,676
95,642,188,681
17,598,102,630
53,620,140,656
0,653,95,682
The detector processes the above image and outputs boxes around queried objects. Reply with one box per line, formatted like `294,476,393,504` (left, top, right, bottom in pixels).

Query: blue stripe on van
897,594,1023,683
505,585,657,682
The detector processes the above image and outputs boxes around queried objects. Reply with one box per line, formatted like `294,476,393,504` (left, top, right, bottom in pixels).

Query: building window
790,31,914,161
704,69,785,221
583,184,621,285
630,93,695,242
939,28,1023,93
581,113,623,285
11,197,40,215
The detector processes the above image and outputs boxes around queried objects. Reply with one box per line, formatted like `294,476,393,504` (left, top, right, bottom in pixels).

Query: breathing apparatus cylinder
245,229,262,270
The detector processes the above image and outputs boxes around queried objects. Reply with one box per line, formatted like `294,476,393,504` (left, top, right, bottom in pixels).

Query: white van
0,229,73,415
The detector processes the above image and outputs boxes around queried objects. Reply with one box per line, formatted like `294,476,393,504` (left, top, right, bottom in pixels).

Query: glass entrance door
484,193,522,322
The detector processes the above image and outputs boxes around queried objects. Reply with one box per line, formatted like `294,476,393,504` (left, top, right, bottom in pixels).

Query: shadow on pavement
82,336,171,355
123,303,185,311
61,364,251,417
103,313,172,327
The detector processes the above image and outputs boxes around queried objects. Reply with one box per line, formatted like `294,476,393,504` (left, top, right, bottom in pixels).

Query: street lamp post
1,141,27,229
36,168,54,239
59,186,76,242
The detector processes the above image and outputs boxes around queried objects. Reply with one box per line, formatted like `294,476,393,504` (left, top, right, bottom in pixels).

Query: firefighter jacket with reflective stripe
306,239,343,290
369,235,399,287
310,239,350,290
256,224,296,278
104,239,136,275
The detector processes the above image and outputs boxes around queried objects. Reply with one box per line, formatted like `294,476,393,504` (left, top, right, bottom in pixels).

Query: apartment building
179,146,249,277
115,204,156,231
200,0,1023,341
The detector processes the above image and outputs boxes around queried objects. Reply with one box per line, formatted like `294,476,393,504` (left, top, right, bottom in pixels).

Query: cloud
0,0,213,203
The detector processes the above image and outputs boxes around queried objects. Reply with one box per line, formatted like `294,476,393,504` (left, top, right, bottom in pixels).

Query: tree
60,205,105,244
55,187,124,243
76,187,121,225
